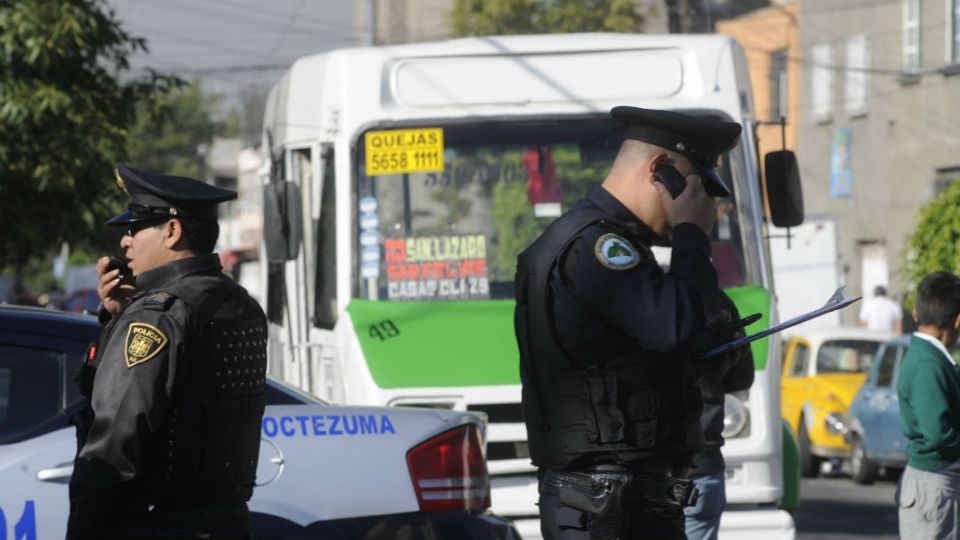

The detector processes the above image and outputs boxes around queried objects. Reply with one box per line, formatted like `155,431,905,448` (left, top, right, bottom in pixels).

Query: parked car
845,335,910,484
845,334,960,484
0,305,519,539
781,327,896,477
58,288,100,314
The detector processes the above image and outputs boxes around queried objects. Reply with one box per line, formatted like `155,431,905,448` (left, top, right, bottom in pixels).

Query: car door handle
37,463,74,484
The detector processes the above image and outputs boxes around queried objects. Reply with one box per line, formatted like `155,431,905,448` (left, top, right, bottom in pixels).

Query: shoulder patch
594,233,641,270
124,322,168,367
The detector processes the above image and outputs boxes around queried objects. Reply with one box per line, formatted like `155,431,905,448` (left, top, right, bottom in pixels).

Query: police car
0,305,519,539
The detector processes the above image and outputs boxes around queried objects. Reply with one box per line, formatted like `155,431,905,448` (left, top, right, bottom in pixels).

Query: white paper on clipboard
700,286,861,360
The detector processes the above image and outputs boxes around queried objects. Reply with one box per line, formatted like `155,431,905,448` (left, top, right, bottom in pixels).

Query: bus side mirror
764,150,804,228
263,180,303,263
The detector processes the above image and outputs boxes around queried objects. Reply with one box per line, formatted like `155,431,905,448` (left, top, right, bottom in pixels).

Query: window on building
934,166,960,195
811,43,834,120
903,0,921,71
845,35,869,115
769,49,788,121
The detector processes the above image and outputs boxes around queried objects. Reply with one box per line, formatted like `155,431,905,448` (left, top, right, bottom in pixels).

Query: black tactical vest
515,208,704,469
146,278,267,503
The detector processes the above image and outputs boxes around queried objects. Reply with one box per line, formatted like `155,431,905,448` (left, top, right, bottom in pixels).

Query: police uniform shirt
68,254,267,538
550,184,724,369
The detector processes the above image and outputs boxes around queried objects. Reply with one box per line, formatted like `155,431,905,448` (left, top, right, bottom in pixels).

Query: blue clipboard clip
700,286,861,360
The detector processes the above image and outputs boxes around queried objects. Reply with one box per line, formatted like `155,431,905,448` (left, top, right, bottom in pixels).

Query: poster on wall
830,127,853,198
384,234,490,301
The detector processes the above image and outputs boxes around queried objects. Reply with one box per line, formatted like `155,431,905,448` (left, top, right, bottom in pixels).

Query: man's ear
162,219,184,250
912,307,919,324
649,152,670,173
643,152,672,187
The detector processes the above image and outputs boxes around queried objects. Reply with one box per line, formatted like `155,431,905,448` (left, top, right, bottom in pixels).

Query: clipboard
700,286,861,360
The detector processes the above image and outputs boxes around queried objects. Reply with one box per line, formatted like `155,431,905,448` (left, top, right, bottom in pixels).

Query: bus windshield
355,116,758,301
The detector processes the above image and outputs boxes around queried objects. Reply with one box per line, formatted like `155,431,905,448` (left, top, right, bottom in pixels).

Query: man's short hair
915,272,960,328
178,218,219,254
874,285,887,297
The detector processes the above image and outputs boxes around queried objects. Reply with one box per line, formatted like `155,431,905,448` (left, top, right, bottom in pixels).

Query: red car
59,288,100,314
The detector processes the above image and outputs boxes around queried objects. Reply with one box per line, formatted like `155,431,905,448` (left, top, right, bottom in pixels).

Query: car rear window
0,345,62,439
817,340,882,374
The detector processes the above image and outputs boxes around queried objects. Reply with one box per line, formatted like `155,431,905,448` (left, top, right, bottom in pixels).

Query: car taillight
406,424,491,512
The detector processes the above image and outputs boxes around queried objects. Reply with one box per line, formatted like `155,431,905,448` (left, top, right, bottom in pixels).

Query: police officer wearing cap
515,107,748,539
67,163,268,540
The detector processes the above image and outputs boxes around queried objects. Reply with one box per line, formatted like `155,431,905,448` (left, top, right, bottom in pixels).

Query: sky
108,0,361,107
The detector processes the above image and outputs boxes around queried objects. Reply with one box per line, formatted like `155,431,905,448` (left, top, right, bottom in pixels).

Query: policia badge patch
594,233,640,270
125,323,168,367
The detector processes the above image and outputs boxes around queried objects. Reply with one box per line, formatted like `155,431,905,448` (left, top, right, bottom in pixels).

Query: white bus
260,33,803,539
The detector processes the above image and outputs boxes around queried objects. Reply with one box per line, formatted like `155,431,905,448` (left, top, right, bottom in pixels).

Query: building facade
798,0,960,317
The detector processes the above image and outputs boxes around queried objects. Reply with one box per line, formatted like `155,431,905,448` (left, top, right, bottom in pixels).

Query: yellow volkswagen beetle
781,327,896,477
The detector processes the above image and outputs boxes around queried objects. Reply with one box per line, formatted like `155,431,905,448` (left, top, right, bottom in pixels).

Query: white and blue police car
0,305,519,539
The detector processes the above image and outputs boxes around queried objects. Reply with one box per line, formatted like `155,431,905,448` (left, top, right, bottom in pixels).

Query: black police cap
610,106,742,197
107,162,237,226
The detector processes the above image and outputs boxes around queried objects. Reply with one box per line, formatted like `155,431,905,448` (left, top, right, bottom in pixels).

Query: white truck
260,33,804,539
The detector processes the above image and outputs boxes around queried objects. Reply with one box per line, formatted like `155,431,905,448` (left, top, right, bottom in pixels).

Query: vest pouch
625,391,661,449
586,369,625,444
553,373,594,431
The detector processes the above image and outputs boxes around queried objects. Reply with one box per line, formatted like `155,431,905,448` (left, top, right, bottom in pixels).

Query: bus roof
264,33,752,149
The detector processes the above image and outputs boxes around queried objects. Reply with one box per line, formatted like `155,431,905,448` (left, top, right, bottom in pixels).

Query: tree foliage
0,0,179,278
450,0,646,36
126,81,230,180
904,180,960,307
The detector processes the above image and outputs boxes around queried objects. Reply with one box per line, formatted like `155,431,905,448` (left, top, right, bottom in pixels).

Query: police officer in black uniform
685,293,754,540
515,106,745,539
68,164,268,540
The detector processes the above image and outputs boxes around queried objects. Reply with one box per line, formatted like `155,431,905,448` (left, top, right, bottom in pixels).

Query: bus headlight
722,393,749,439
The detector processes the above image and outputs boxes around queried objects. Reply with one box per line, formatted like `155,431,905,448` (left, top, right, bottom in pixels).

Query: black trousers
118,502,252,540
539,469,689,540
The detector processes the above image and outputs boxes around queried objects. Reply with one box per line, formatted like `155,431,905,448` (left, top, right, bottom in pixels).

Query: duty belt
601,460,691,478
540,468,700,508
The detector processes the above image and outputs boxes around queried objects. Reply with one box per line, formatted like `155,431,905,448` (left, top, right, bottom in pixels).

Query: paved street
795,473,900,540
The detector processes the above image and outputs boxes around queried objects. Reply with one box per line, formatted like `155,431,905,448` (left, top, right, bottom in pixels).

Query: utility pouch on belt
551,472,625,539
558,474,621,515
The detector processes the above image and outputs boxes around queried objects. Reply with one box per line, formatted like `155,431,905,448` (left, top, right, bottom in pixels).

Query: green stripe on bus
347,285,773,389
347,299,520,388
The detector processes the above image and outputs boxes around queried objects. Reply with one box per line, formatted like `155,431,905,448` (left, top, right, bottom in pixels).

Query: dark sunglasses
125,219,165,237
